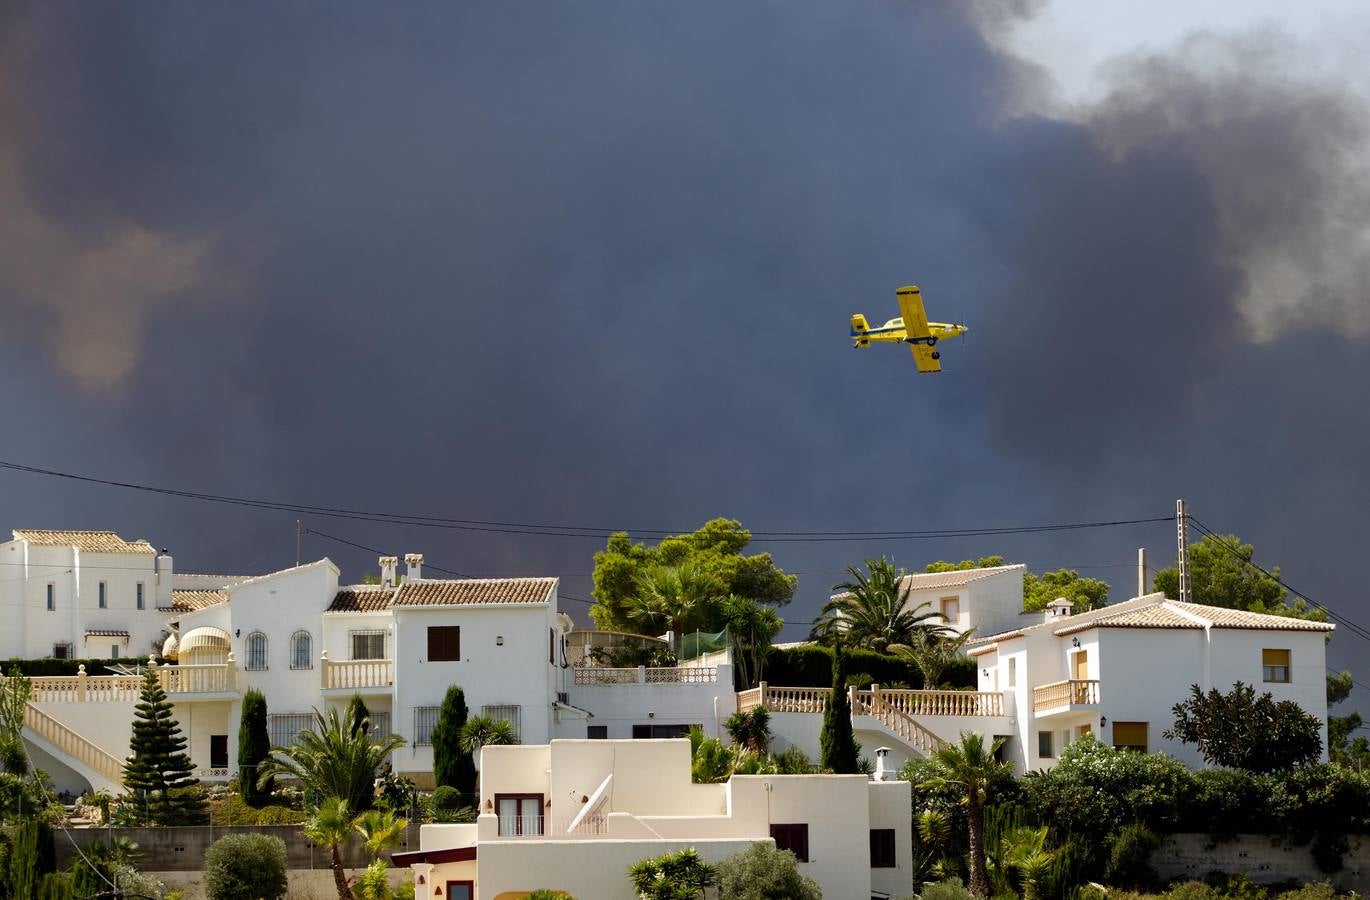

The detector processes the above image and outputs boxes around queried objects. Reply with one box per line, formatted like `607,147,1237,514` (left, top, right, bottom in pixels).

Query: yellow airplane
850,284,968,373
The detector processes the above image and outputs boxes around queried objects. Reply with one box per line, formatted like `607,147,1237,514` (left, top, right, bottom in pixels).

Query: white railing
852,691,948,757
1033,679,1100,712
495,815,609,838
24,704,124,788
574,666,718,686
160,664,234,694
737,683,1003,717
323,659,393,690
21,670,142,704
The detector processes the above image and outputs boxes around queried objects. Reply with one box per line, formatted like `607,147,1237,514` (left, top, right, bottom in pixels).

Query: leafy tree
628,564,724,650
5,821,56,900
1153,534,1325,620
918,733,1014,898
432,685,475,794
812,558,951,652
459,715,517,755
238,689,273,806
1326,671,1370,769
715,842,821,899
123,666,208,825
924,556,1006,573
1022,569,1109,613
627,847,717,900
819,645,859,773
591,519,797,633
256,708,404,812
347,694,372,736
304,796,356,900
716,594,783,690
354,808,409,860
724,707,771,754
892,630,976,688
0,667,33,777
1165,682,1323,773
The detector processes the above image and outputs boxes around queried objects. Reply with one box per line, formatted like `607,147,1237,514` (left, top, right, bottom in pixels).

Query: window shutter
428,626,461,661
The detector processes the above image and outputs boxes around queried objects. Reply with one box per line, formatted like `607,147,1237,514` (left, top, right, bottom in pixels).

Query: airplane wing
910,344,942,373
896,286,932,341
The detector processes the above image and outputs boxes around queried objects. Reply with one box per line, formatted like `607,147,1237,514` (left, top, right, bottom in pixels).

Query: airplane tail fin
850,313,870,336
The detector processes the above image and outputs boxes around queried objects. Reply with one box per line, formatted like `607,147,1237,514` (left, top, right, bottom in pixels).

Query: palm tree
459,716,518,755
354,808,409,860
718,594,783,689
305,796,355,900
812,558,952,653
891,629,976,688
629,564,723,651
918,732,1014,897
257,708,405,811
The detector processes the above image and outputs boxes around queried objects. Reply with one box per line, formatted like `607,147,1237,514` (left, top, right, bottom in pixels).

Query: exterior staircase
22,703,125,794
849,691,948,757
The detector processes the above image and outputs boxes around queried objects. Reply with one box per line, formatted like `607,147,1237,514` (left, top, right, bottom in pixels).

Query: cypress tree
819,644,859,774
238,689,273,806
431,685,475,795
123,666,207,825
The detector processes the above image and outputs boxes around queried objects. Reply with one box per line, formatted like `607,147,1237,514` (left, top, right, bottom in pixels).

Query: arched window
290,630,313,670
246,631,268,671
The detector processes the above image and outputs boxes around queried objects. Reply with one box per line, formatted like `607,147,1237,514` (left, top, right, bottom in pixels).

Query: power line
0,459,1172,543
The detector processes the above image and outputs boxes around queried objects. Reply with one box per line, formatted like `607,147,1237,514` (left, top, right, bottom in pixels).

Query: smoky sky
2,2,1369,699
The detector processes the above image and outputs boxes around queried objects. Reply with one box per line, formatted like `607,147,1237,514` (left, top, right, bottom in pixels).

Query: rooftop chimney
379,556,397,587
405,553,424,581
1045,597,1074,622
873,747,892,782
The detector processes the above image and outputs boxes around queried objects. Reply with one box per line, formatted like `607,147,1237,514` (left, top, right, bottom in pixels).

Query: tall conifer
238,689,272,806
123,667,207,824
431,685,475,795
819,645,859,774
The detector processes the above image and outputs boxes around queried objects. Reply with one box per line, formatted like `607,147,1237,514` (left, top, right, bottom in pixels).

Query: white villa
4,527,1338,863
392,738,913,900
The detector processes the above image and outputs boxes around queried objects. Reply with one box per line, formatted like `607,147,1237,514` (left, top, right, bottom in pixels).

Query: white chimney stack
379,556,397,587
405,553,424,582
873,747,892,782
1045,597,1074,623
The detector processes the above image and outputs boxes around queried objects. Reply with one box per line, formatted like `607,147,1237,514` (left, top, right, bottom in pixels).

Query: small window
351,630,386,661
52,642,72,660
1263,648,1291,683
136,582,145,610
870,828,897,868
245,632,268,670
482,705,522,743
1008,658,1017,688
587,725,608,740
770,823,809,863
940,596,960,623
110,645,120,660
290,631,313,670
210,735,229,769
98,582,107,608
632,724,696,739
1038,731,1054,758
549,627,555,664
1112,722,1148,752
47,584,55,611
414,706,440,745
428,626,461,662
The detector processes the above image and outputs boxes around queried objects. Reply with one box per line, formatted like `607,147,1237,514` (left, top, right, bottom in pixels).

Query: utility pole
295,520,303,567
1138,547,1147,597
1176,498,1191,603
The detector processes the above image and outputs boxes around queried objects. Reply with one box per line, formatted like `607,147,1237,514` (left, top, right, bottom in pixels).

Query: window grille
369,711,392,739
246,632,268,670
53,642,73,660
482,705,522,742
351,630,386,661
414,707,440,745
290,631,313,669
136,582,145,610
269,713,314,748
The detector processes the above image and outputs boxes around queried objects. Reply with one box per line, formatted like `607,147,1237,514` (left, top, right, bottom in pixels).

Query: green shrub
1203,872,1268,900
1105,824,1162,889
1164,880,1228,900
1274,883,1338,900
765,644,974,689
206,793,306,826
203,833,288,900
918,878,974,900
527,892,577,900
1309,832,1348,875
716,842,821,900
431,785,461,810
1,657,139,677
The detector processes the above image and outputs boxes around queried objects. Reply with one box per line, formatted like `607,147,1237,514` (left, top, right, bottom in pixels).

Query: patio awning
179,626,232,655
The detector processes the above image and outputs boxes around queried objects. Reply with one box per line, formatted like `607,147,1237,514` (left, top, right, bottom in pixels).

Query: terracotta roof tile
898,564,1026,592
328,588,397,612
1054,600,1335,636
392,577,556,607
163,589,229,613
84,629,130,638
13,530,156,554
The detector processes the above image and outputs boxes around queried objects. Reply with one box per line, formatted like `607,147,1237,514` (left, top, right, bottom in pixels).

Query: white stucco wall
566,667,732,740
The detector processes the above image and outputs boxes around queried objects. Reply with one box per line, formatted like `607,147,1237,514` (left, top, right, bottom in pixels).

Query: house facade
394,738,913,900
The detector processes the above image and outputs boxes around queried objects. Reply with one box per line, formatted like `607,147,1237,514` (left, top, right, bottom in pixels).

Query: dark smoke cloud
1,3,1368,699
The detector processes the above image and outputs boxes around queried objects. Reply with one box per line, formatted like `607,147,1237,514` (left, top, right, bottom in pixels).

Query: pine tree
819,644,859,774
431,685,475,795
238,689,273,806
123,666,207,825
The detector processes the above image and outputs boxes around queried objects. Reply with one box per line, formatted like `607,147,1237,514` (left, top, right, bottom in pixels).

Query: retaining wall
1155,834,1370,893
